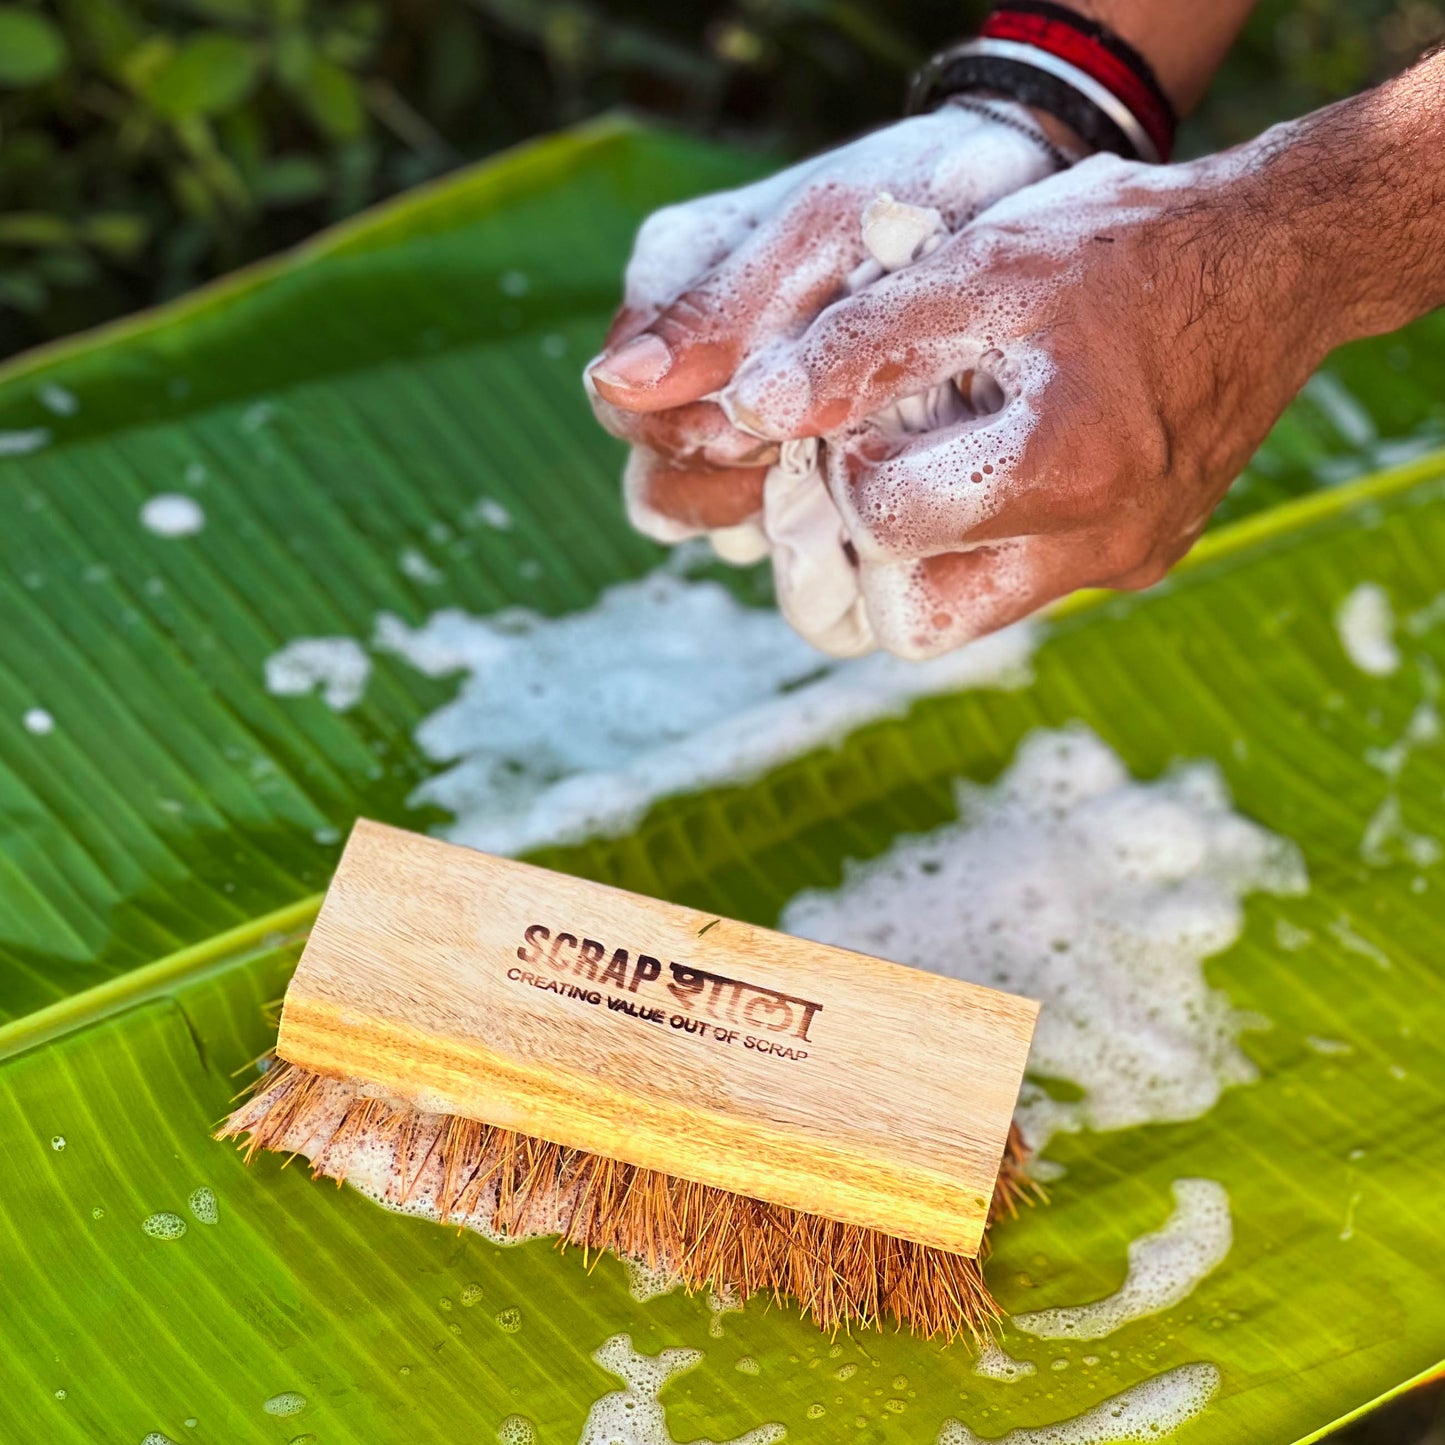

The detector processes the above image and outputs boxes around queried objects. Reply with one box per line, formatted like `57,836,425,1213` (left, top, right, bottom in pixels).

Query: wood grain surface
278,818,1039,1257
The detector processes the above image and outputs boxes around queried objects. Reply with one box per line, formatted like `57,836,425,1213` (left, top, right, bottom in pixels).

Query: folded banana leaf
2,118,1444,1445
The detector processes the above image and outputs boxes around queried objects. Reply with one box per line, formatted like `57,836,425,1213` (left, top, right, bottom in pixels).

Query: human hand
584,103,1068,561
719,145,1351,658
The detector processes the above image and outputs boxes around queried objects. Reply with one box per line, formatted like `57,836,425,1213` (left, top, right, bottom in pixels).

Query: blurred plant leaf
78,212,151,258
0,211,73,247
256,153,328,205
0,5,68,86
298,54,366,138
138,32,263,118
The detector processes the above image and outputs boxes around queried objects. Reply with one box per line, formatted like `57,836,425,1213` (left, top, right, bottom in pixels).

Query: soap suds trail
1336,583,1400,676
624,1258,682,1302
1014,1181,1232,1340
782,727,1306,1153
265,637,371,712
938,1363,1220,1445
1334,594,1444,868
579,1335,784,1445
974,1341,1037,1382
372,571,1036,856
0,427,50,456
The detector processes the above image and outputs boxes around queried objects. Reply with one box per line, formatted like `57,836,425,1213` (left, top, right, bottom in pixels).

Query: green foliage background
2,0,1444,356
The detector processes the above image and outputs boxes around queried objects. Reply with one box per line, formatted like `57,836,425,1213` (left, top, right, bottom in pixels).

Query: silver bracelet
942,95,1076,172
910,37,1163,165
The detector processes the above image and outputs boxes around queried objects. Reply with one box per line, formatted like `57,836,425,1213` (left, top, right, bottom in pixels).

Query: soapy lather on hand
587,1,1445,659
585,100,1065,656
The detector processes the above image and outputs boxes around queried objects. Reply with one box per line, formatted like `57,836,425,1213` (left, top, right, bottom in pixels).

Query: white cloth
753,192,953,657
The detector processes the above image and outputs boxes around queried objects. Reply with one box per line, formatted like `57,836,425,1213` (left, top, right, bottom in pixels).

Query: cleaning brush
219,818,1040,1340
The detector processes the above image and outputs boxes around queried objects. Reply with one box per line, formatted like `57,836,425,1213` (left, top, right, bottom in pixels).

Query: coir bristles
219,1060,1039,1342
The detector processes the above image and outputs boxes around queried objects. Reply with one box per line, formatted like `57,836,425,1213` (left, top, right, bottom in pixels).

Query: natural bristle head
218,1063,1036,1342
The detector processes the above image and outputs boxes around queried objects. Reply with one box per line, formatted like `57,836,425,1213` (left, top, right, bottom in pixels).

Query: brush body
220,819,1039,1338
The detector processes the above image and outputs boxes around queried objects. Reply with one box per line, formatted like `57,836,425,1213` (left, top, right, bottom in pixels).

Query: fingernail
590,332,673,390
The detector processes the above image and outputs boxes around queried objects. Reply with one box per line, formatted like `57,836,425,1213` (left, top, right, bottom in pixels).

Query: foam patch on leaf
782,727,1306,1152
376,572,1037,855
265,637,371,712
581,1335,784,1445
1014,1180,1232,1340
938,1363,1219,1444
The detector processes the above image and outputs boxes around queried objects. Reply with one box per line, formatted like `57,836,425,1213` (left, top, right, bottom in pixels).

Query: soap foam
187,1186,219,1225
938,1363,1219,1445
265,637,371,712
375,572,1036,855
580,1335,784,1445
625,1259,683,1302
0,428,50,456
973,1341,1037,1382
1336,584,1400,676
1014,1181,1232,1340
781,727,1305,1151
473,498,513,531
140,493,206,538
400,547,443,585
38,383,79,417
498,1415,536,1445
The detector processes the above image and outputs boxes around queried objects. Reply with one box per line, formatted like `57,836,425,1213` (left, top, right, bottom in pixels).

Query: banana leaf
2,117,1444,1445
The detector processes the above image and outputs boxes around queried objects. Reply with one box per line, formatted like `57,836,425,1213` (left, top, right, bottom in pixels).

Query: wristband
907,2,1177,164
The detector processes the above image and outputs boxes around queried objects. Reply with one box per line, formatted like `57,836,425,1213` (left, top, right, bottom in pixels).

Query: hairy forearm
1239,50,1445,347
1065,0,1259,113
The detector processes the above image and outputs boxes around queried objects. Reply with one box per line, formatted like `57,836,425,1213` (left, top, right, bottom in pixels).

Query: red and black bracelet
906,1,1177,164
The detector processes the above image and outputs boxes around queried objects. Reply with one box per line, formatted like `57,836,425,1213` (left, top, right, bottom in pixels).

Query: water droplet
142,1212,187,1240
54,1388,67,1400
806,1404,825,1419
50,1135,66,1151
183,1422,197,1430
91,1207,104,1220
497,1414,536,1445
495,1307,522,1333
263,1392,307,1418
188,1187,218,1225
835,1363,857,1381
460,1283,484,1307
398,1366,412,1377
892,1375,908,1390
448,1323,462,1336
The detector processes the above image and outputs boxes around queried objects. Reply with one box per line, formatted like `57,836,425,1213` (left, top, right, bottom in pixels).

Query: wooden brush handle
278,819,1038,1257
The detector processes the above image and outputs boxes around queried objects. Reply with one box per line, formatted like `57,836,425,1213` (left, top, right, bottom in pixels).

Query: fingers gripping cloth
757,193,973,657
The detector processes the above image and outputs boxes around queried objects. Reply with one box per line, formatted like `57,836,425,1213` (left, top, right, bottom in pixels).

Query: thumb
589,188,868,415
